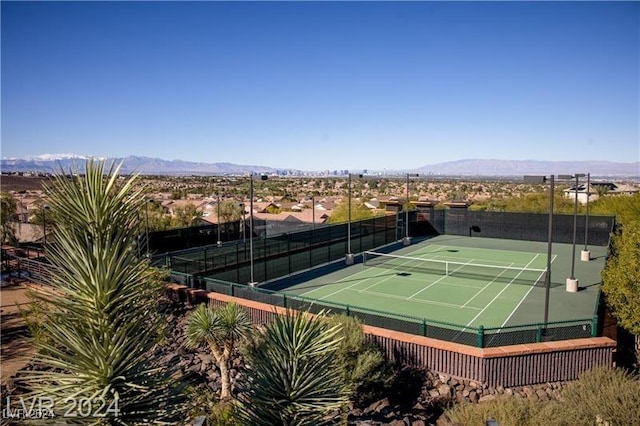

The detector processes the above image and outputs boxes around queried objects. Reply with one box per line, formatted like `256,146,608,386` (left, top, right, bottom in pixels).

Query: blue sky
2,1,638,171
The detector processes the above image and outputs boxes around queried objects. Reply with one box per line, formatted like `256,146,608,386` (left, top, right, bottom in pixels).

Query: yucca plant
184,302,253,400
16,159,184,424
237,310,349,426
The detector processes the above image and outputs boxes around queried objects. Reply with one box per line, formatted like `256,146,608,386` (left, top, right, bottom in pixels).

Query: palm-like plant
17,159,184,423
237,310,349,426
184,302,253,400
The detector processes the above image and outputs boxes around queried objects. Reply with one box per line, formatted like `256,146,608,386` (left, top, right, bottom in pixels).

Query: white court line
353,288,482,310
299,267,374,297
408,259,477,299
464,254,543,328
352,245,448,294
488,254,557,338
296,244,447,297
461,263,515,308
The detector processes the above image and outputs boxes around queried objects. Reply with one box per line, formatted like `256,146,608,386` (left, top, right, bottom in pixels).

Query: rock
437,384,451,397
365,398,390,415
428,389,440,398
478,394,496,403
411,420,427,426
469,391,478,403
536,389,549,401
196,352,214,365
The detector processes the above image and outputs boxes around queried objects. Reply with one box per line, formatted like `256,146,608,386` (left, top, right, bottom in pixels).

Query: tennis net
362,251,548,287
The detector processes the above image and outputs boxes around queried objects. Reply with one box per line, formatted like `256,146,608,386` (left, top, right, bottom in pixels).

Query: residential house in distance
563,181,639,204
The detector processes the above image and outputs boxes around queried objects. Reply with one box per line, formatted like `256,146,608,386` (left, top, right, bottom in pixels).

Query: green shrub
439,397,560,426
440,367,640,426
560,367,640,426
323,314,393,404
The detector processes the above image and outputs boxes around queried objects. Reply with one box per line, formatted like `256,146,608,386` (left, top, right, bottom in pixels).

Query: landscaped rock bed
2,293,568,426
159,295,568,425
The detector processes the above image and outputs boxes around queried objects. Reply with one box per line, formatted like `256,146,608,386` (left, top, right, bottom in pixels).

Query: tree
238,310,349,425
172,204,203,227
326,200,376,224
17,159,185,423
602,220,640,335
0,192,17,245
184,302,253,400
218,200,243,224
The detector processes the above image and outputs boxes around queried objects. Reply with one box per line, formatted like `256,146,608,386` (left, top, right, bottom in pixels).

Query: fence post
422,319,427,337
536,325,543,342
477,326,484,348
231,283,235,297
346,305,350,316
591,315,598,337
283,293,287,308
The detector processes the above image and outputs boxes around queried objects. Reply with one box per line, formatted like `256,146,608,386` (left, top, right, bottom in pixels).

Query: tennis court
265,235,607,329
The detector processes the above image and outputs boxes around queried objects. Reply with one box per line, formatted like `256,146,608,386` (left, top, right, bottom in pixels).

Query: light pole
404,173,419,246
524,175,555,329
309,194,315,228
249,174,268,286
217,194,222,247
581,173,591,261
346,173,363,265
558,173,585,292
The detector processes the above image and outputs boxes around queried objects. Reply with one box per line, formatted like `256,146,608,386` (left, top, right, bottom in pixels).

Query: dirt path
1,280,36,385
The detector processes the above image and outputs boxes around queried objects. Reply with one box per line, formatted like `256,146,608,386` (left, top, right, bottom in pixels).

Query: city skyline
2,1,638,170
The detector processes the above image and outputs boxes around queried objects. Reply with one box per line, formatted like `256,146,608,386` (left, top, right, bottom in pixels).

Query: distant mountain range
1,155,638,178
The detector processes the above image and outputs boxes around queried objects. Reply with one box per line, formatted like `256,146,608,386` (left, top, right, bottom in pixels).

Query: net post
477,326,484,348
346,305,350,316
283,293,287,308
536,325,543,342
422,319,427,337
591,315,598,337
231,283,235,297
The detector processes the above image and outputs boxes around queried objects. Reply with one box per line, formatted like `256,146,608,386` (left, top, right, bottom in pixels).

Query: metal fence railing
170,270,597,348
152,214,400,284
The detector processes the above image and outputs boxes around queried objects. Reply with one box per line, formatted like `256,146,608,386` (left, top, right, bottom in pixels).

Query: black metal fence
415,208,614,245
170,271,597,348
153,214,399,284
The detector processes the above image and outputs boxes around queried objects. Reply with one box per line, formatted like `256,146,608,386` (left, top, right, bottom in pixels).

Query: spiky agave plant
237,310,349,426
17,159,184,424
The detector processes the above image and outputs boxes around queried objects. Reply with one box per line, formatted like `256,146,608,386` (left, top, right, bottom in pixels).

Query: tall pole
405,173,409,240
347,173,352,261
403,174,418,245
570,174,579,280
217,194,222,247
249,174,255,285
312,195,315,228
543,175,554,329
582,173,591,260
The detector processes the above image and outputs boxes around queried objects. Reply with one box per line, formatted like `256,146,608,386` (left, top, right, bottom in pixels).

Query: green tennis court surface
264,235,607,329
